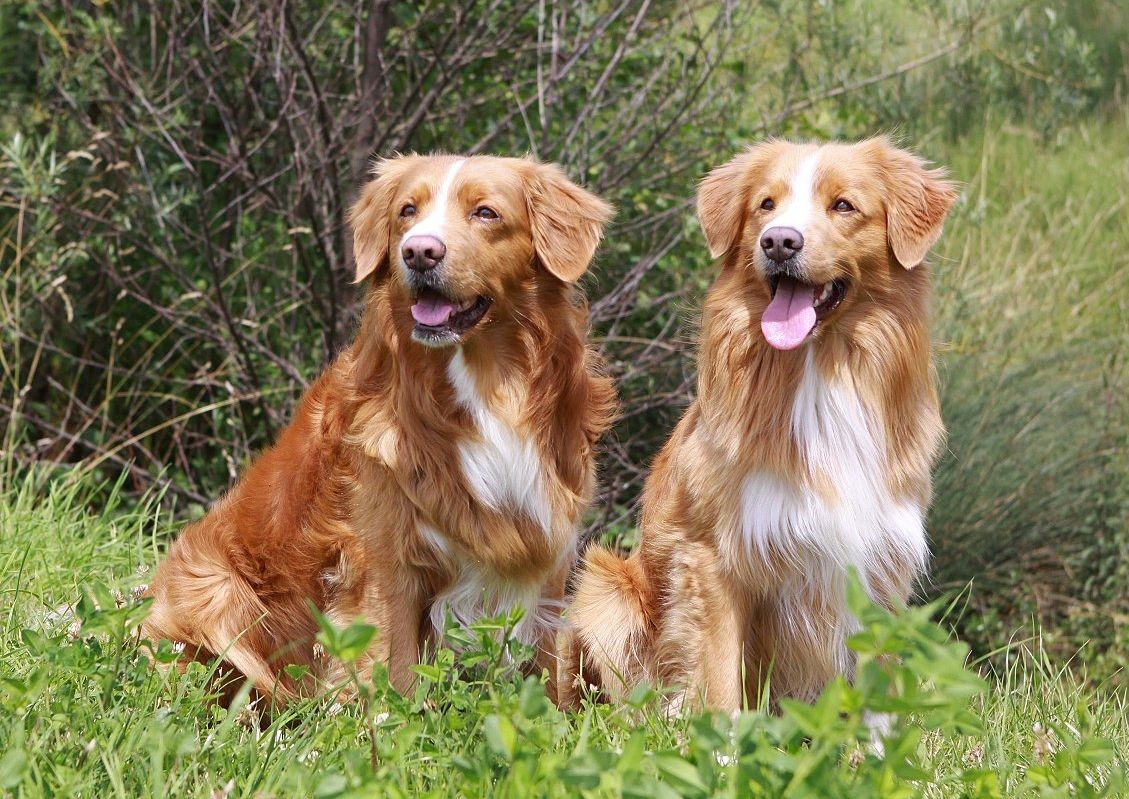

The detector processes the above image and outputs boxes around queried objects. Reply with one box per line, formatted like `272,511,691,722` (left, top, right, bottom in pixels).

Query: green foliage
0,0,758,504
717,0,1110,145
1,0,1117,507
1,476,1127,797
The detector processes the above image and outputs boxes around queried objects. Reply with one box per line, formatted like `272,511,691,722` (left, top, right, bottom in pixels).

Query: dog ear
869,138,959,270
697,142,780,259
527,163,614,283
348,156,413,284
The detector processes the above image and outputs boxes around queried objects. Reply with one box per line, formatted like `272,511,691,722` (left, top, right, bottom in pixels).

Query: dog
143,154,616,706
569,137,957,712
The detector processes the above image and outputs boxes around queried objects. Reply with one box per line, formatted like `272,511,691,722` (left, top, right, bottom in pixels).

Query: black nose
401,235,446,272
760,226,804,263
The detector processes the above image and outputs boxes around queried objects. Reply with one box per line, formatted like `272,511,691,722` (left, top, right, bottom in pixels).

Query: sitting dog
143,154,616,705
569,137,957,711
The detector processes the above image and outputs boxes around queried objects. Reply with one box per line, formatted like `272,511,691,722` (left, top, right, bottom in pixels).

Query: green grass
1,472,1127,797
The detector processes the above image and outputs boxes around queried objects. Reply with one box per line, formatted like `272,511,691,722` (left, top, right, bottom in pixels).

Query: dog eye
832,198,855,213
399,203,416,218
760,198,775,211
472,206,499,220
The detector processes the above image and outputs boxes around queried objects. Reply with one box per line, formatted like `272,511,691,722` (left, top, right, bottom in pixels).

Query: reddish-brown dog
569,138,957,712
143,154,616,705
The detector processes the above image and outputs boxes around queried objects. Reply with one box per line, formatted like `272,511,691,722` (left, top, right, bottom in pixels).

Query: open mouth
409,288,492,346
761,275,848,351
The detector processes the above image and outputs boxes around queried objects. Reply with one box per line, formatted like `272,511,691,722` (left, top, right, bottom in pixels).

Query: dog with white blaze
568,137,958,712
143,154,616,706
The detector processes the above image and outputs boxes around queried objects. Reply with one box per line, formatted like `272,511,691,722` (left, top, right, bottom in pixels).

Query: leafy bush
1,0,757,509
0,0,1108,504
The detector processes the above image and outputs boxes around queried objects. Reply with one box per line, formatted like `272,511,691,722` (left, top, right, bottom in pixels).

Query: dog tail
567,546,653,701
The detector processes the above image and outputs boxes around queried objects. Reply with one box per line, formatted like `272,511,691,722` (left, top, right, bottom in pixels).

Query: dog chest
446,350,554,536
738,351,927,582
409,351,560,646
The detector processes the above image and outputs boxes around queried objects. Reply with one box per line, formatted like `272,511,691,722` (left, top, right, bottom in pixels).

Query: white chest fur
423,536,560,648
419,351,558,646
446,350,553,536
739,349,927,588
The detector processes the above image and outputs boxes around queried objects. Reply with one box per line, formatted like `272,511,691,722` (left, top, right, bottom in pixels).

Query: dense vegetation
1,475,1126,796
1,1,1126,795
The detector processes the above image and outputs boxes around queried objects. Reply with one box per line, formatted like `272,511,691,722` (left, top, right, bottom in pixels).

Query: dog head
349,154,612,348
697,137,957,350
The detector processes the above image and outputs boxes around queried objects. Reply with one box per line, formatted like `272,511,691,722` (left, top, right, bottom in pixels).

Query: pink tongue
761,277,817,350
411,294,459,326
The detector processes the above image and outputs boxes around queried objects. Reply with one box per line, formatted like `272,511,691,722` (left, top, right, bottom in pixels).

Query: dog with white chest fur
568,137,958,714
143,154,616,706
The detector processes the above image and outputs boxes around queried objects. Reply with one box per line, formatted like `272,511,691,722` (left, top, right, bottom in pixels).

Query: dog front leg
531,562,570,707
696,585,744,712
366,572,426,696
657,552,745,714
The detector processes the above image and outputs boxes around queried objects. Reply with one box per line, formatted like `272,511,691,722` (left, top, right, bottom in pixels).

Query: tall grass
928,114,1129,665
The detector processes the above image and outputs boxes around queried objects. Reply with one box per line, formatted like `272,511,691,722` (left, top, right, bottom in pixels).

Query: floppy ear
697,142,780,259
348,156,412,284
527,163,614,283
870,138,959,270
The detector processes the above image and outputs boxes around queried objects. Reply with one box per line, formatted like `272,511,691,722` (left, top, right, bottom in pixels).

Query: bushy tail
566,546,653,701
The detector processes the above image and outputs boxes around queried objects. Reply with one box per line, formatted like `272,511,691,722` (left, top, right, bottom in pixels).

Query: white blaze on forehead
764,150,821,236
403,158,467,243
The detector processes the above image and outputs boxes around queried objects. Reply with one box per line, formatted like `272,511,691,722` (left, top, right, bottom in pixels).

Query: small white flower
234,706,259,730
44,604,75,627
210,778,235,799
1033,722,1056,764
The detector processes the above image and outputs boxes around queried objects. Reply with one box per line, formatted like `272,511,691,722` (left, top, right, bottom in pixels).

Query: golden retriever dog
143,154,616,705
569,137,957,712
